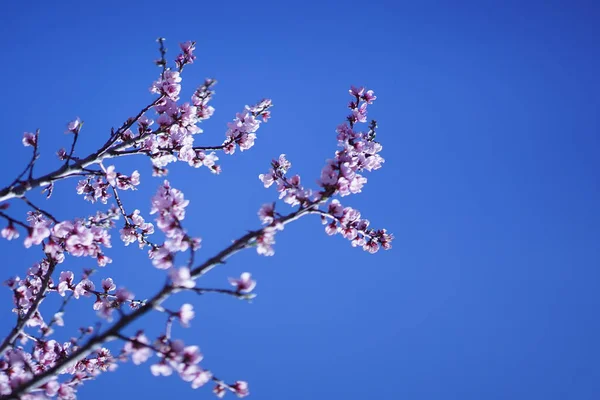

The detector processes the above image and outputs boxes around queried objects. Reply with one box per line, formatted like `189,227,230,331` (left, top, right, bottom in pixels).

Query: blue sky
1,1,599,399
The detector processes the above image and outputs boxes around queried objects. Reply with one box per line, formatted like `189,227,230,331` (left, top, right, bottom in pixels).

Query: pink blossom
189,368,212,389
115,287,134,302
258,172,275,188
65,117,82,134
179,304,194,327
362,89,376,103
349,85,364,97
22,132,36,147
1,224,20,240
151,70,182,101
150,246,173,269
101,278,116,292
214,384,227,398
325,221,338,236
151,361,173,376
73,279,95,299
256,230,277,256
120,226,137,246
328,199,344,218
124,333,153,365
24,224,51,248
94,298,114,320
232,381,249,398
57,271,74,296
258,203,275,225
43,380,60,397
57,148,67,160
228,273,256,293
169,267,195,289
58,383,76,400
52,312,64,327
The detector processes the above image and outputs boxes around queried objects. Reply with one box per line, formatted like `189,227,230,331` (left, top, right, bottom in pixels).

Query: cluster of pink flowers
105,166,140,190
259,154,312,207
257,86,393,254
0,223,19,240
0,342,116,399
119,209,154,248
76,167,140,204
148,180,201,271
6,260,51,317
321,199,393,253
142,97,214,173
222,100,272,155
75,177,110,204
151,70,183,101
24,212,51,249
54,271,136,321
214,381,249,398
45,219,112,266
175,41,197,70
0,38,392,400
121,331,249,397
317,87,383,196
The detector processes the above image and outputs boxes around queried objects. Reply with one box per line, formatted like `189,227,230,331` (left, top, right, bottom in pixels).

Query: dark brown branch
0,211,30,230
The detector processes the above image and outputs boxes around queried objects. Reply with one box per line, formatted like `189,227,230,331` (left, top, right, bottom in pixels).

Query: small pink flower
43,380,60,397
179,303,194,327
105,165,117,186
52,312,64,327
57,148,67,160
228,272,256,294
97,253,112,267
190,369,211,389
328,199,344,218
22,132,36,147
123,333,152,365
231,381,249,398
115,287,134,302
213,384,227,398
65,117,82,134
151,361,173,376
57,271,74,296
1,224,19,240
169,267,195,289
349,85,365,97
257,203,275,225
325,221,338,236
58,383,76,400
24,224,51,248
362,89,377,103
258,172,275,188
73,279,95,299
101,278,116,292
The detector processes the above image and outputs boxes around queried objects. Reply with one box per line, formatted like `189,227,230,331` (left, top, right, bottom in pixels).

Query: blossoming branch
0,38,392,400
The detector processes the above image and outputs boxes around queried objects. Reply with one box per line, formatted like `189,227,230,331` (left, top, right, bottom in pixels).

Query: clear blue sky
1,1,599,399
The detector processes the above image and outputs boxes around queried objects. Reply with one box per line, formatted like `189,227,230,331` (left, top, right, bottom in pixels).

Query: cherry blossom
169,267,195,289
1,224,19,240
0,38,392,400
228,273,256,294
22,132,37,147
179,304,195,327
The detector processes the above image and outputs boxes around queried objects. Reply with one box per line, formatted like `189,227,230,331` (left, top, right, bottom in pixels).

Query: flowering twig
0,258,56,357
